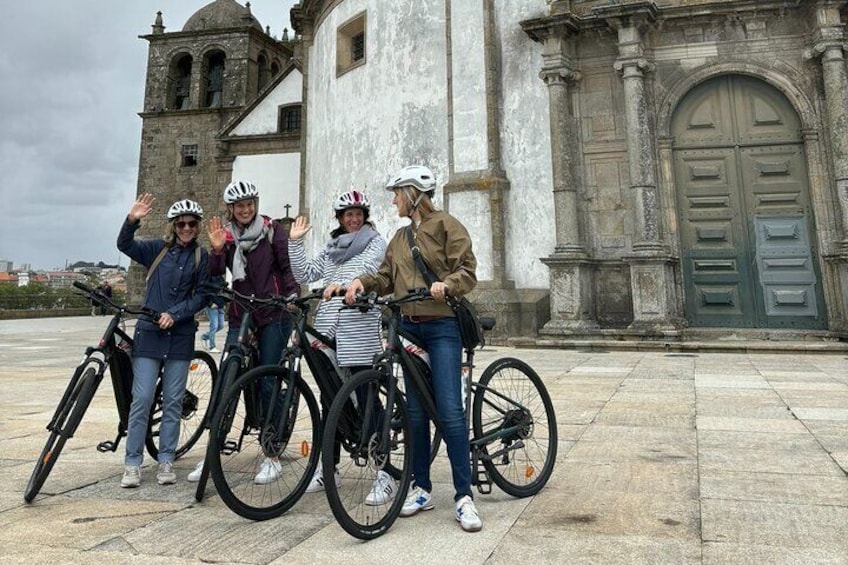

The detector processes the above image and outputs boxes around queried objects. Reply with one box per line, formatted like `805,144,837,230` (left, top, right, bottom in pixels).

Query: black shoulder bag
406,227,484,350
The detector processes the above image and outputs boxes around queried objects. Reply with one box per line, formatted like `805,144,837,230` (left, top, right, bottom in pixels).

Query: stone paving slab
1,317,846,564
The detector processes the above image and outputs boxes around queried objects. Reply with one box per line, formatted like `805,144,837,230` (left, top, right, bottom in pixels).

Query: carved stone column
537,35,597,331
806,0,848,254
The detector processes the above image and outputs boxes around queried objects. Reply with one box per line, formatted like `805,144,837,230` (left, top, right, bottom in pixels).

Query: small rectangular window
278,105,302,134
337,12,366,76
181,144,198,167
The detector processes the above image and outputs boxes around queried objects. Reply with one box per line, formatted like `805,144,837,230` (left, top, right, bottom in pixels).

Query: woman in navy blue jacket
117,193,209,488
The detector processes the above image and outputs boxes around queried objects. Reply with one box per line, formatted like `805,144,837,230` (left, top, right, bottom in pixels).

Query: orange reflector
524,466,535,479
301,441,310,457
42,451,52,465
189,362,199,371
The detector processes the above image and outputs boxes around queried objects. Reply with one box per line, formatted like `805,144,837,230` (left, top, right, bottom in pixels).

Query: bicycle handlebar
73,281,160,321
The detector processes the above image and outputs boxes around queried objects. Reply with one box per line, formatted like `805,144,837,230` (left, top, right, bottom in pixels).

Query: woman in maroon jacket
204,179,299,485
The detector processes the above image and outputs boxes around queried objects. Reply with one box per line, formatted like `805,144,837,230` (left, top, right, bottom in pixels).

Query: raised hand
207,216,227,252
128,193,155,223
289,215,311,240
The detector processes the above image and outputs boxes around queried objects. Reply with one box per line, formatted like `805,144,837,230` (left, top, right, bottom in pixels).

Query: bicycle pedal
475,469,492,495
221,441,239,456
97,441,117,453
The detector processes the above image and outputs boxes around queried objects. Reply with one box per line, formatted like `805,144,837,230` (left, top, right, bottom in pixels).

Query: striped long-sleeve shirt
288,233,387,367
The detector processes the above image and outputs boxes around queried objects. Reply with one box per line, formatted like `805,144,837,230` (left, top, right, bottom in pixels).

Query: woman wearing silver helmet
345,165,482,532
287,188,387,495
116,194,210,488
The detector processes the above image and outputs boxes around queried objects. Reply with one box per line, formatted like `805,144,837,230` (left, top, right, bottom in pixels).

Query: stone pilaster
805,0,848,254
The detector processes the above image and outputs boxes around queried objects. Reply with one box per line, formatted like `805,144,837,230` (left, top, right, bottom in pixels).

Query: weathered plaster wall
305,0,449,259
233,70,303,135
232,153,301,219
450,1,488,173
497,0,555,289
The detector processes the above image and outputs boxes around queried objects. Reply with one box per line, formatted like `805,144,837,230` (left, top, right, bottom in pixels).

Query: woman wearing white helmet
345,165,482,532
204,180,299,485
287,188,387,494
117,193,209,488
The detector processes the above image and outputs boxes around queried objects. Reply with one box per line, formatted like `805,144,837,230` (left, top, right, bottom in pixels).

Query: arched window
171,55,193,110
204,51,226,108
271,61,281,77
258,53,270,91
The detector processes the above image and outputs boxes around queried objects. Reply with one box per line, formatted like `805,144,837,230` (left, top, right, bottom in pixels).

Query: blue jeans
400,316,471,501
125,357,190,466
225,319,293,444
202,307,226,348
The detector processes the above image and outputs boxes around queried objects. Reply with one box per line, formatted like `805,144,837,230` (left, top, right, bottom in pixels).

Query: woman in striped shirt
287,189,387,495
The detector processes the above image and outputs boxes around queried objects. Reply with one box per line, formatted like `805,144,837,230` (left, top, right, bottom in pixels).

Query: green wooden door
672,75,826,329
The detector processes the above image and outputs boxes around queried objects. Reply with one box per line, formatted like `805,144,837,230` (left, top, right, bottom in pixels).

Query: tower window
278,105,302,134
257,52,270,91
171,55,193,110
204,51,226,108
181,144,198,167
337,12,366,76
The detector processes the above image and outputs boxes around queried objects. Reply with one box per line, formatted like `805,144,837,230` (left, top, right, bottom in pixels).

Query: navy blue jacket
117,219,209,361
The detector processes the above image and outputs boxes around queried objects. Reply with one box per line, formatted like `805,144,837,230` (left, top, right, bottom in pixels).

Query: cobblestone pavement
1,317,846,564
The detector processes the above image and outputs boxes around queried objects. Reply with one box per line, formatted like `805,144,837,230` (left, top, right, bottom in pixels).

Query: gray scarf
230,215,270,281
325,225,379,265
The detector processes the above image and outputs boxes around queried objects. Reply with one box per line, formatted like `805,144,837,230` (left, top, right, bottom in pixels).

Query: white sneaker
400,486,434,516
455,495,482,532
186,461,204,483
254,458,282,484
305,467,340,493
208,347,220,353
120,465,141,488
364,470,396,506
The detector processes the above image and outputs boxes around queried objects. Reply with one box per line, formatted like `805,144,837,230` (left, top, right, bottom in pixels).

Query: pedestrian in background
201,274,226,353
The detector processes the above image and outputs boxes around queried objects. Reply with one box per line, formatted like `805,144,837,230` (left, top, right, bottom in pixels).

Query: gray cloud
0,1,295,270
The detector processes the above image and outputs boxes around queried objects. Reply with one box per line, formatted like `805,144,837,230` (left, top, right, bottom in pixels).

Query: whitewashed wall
232,70,303,135
304,0,449,260
497,0,554,289
232,153,301,219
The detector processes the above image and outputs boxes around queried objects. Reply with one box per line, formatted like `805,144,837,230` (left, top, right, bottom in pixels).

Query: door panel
672,75,825,329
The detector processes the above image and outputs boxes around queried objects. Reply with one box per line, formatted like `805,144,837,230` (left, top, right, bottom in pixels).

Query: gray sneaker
120,465,141,488
455,495,482,532
157,461,177,485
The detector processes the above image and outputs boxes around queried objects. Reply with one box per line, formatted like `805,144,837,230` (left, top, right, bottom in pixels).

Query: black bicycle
321,289,558,539
24,281,217,503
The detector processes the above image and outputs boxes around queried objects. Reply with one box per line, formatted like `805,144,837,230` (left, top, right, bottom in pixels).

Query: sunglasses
175,220,198,229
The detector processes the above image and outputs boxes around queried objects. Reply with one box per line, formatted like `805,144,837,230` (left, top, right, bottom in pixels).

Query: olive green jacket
358,208,477,317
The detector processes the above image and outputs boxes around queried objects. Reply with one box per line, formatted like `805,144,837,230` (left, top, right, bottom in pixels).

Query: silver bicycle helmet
333,189,371,212
384,165,437,192
166,199,203,219
223,180,259,204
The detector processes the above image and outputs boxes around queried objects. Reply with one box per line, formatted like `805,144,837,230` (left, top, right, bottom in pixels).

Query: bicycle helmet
166,199,203,219
223,180,259,204
333,189,371,212
384,165,437,192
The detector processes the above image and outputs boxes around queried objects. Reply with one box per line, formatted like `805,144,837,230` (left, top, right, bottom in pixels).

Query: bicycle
24,281,217,503
321,289,558,539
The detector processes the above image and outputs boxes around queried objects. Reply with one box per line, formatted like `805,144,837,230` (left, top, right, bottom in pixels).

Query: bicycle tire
472,357,557,497
322,369,412,540
24,367,100,502
208,364,321,520
195,353,240,502
146,350,217,461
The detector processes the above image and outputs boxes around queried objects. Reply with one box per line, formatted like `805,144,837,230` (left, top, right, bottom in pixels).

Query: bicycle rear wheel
146,350,217,460
208,364,320,521
472,357,557,497
24,366,100,502
322,369,412,540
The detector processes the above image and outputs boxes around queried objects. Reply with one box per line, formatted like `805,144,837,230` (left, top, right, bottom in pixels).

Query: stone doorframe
656,61,848,332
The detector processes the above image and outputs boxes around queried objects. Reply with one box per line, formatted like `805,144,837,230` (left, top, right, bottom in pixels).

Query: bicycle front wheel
146,350,217,460
24,366,100,502
322,369,412,540
472,357,557,497
208,364,320,521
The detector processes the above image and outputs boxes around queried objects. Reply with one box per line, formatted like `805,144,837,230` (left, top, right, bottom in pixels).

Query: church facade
135,0,848,342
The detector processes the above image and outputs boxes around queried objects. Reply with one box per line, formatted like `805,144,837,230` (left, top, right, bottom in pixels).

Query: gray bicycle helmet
385,165,437,192
166,199,203,219
223,180,259,204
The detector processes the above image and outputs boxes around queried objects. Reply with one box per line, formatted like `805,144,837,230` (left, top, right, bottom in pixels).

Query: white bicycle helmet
223,180,259,204
385,165,437,192
333,189,371,212
166,199,204,219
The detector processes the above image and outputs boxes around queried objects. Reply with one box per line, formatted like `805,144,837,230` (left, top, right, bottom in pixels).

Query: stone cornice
520,13,584,43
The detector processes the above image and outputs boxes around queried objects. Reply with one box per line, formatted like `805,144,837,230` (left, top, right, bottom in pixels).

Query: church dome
183,0,262,32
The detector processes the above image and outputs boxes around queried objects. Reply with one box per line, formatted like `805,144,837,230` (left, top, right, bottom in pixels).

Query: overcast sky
0,1,297,271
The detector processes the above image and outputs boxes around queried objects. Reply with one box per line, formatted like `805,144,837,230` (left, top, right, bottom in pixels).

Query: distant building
0,273,18,285
0,260,11,273
46,271,88,289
